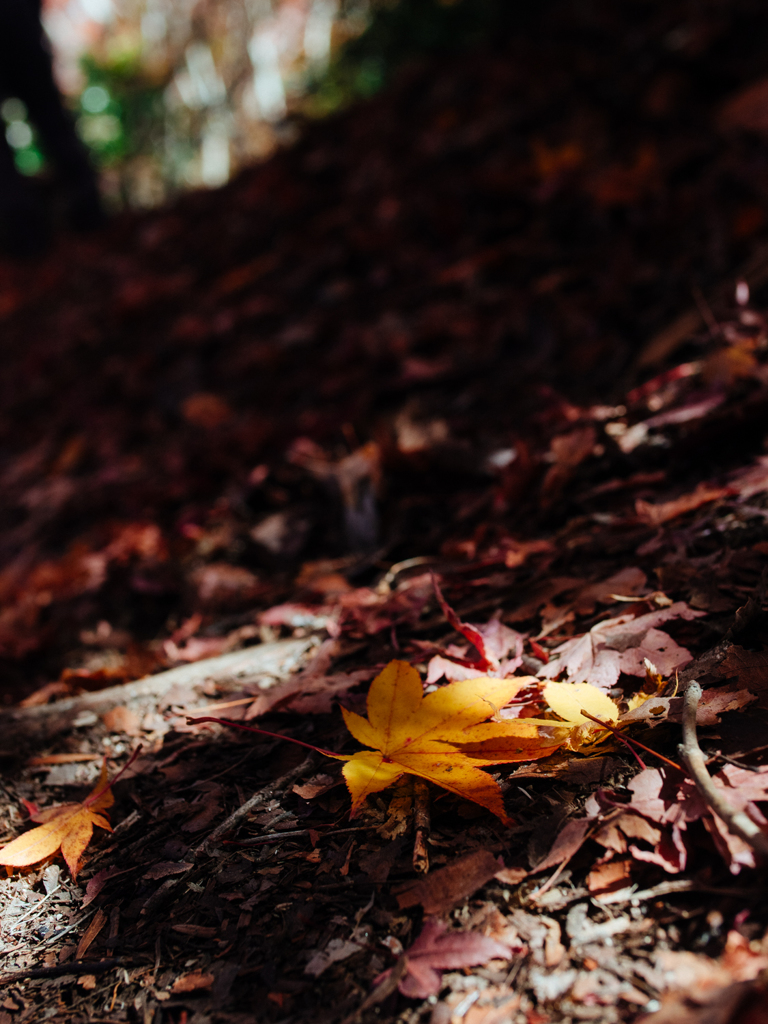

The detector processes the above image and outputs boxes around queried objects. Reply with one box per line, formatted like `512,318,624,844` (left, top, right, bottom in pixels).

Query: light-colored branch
678,681,768,859
0,636,318,745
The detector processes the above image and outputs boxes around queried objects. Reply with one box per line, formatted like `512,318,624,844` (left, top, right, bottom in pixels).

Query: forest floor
2,1,768,1022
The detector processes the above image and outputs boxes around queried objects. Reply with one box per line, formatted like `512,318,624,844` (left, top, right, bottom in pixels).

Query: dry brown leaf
394,849,502,914
76,908,107,959
636,482,734,527
375,919,513,999
171,970,216,993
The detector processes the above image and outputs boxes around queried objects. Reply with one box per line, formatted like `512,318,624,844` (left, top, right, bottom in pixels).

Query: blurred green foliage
307,0,513,115
76,52,165,167
1,97,45,176
64,0,527,204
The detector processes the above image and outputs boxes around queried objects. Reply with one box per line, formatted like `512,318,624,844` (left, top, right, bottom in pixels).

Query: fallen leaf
635,482,734,527
0,762,114,879
82,865,132,906
171,923,218,937
531,818,592,874
540,426,597,505
620,683,756,728
339,661,562,823
586,858,632,894
181,784,223,833
292,773,338,800
432,576,495,670
542,681,619,726
539,602,703,690
376,919,512,998
589,764,768,874
719,645,768,707
426,654,490,684
245,638,373,718
171,970,215,993
426,615,524,683
76,908,107,959
571,567,648,615
304,937,365,977
395,849,502,915
143,860,194,880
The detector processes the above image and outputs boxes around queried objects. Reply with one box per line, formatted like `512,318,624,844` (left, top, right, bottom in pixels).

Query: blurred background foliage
9,0,509,209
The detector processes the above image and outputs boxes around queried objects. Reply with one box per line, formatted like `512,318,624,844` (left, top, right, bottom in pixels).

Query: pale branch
678,681,768,860
0,636,318,746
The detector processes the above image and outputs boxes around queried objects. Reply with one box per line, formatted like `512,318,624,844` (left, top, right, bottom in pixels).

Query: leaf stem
84,745,143,808
579,710,685,774
187,717,340,759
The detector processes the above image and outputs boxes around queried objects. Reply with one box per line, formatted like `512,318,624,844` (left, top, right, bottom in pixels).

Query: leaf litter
4,2,768,1022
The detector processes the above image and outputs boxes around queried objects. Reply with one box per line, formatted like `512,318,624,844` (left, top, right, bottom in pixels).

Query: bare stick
0,636,317,745
198,752,316,854
678,681,768,859
412,778,430,873
139,753,316,918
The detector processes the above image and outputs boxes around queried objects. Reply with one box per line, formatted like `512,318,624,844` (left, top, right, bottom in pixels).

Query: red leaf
432,575,492,671
376,919,512,998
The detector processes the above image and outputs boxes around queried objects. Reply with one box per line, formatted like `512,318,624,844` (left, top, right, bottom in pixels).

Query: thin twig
412,778,430,873
138,754,316,918
0,957,139,986
41,905,99,947
226,825,369,847
1,636,318,744
199,752,317,853
579,710,685,773
678,681,768,859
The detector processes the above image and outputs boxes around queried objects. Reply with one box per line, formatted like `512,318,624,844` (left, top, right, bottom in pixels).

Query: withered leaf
394,849,502,914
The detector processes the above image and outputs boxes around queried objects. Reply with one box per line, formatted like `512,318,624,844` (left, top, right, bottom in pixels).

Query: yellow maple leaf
541,681,619,726
539,680,620,751
0,763,114,880
339,660,563,824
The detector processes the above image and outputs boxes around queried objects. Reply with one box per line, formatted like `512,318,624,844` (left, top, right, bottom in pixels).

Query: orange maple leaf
0,762,114,879
339,660,563,824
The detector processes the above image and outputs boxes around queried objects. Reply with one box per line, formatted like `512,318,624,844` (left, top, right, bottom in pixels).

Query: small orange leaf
339,661,564,824
0,762,114,879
